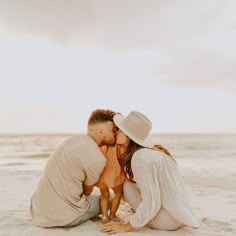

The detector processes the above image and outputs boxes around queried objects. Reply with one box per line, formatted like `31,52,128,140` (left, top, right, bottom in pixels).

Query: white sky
0,0,236,133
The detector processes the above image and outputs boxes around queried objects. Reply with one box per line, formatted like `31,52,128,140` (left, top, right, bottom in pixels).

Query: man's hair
87,109,116,126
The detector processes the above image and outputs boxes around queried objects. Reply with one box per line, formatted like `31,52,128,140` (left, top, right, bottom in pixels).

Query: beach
0,133,236,235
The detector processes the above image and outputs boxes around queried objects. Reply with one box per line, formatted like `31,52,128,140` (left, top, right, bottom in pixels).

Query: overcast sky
0,0,235,133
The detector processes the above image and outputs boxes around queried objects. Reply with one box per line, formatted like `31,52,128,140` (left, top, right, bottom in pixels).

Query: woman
102,111,199,234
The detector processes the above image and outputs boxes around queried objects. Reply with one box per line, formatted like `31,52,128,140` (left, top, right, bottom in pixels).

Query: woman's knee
123,180,133,193
149,208,182,231
148,221,181,231
123,180,141,210
123,180,138,196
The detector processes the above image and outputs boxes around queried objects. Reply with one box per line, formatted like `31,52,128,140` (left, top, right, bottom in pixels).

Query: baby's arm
99,145,109,156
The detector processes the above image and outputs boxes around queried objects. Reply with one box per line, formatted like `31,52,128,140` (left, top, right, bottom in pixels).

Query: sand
1,164,236,236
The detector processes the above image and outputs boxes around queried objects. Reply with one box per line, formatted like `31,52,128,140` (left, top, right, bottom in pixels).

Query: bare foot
109,215,121,222
101,217,110,224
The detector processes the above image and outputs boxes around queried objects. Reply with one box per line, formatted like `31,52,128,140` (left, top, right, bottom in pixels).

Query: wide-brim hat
113,111,154,148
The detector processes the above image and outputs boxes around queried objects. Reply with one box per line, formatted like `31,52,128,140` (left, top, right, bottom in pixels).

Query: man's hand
83,184,94,196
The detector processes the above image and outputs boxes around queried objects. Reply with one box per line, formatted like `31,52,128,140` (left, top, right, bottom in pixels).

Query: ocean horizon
0,133,235,180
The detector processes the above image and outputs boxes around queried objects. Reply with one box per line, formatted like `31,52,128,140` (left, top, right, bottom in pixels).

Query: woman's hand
101,221,133,234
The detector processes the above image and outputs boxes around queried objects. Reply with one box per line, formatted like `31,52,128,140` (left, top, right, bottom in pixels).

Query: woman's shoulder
132,148,163,164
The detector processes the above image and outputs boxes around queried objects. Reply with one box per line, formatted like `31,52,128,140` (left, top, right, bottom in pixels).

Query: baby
96,145,125,224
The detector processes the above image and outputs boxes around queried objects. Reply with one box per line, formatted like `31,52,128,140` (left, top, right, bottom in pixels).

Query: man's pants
64,195,101,227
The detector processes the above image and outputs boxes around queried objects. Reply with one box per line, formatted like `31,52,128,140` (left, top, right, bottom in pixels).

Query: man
30,109,117,228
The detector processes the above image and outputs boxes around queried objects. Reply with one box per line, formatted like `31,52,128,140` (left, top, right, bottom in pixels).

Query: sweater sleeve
129,156,161,228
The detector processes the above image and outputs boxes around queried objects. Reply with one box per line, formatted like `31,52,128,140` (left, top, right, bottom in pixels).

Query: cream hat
113,111,154,148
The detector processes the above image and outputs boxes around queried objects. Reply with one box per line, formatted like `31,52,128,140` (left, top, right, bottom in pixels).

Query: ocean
0,133,235,180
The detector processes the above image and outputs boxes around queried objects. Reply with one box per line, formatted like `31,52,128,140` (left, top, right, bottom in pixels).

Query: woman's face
116,129,130,146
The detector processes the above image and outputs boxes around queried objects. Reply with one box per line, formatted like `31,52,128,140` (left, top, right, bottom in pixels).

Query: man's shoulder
57,134,97,154
66,134,95,145
70,134,102,155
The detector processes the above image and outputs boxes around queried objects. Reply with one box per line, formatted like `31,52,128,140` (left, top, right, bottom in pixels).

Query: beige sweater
30,135,106,227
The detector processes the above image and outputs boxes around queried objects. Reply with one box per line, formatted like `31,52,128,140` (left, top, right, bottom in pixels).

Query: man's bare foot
101,217,110,224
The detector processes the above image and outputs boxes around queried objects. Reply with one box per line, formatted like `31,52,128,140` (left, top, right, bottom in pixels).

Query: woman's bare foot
101,217,110,224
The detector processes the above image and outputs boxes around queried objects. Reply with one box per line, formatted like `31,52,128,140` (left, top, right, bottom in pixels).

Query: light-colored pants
123,180,182,230
64,195,101,227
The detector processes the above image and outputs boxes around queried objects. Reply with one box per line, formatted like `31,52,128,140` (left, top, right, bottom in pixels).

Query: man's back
30,134,106,227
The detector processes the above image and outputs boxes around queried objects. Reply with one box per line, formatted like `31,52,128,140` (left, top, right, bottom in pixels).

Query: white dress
126,148,200,229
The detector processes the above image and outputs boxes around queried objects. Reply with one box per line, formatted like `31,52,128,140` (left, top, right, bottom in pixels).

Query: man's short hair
88,109,116,126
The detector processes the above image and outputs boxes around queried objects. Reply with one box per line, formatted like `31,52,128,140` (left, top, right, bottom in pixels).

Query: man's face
100,121,117,146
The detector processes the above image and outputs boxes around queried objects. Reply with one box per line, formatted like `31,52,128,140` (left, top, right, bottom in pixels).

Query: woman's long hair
118,140,142,181
118,141,174,181
153,144,173,158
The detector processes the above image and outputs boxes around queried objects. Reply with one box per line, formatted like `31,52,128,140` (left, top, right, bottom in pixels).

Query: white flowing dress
123,148,200,230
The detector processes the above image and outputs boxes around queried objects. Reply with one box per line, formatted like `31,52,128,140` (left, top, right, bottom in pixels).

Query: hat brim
114,114,154,148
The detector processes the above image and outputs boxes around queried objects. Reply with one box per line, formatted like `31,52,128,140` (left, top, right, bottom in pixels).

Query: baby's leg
109,184,123,221
100,187,110,224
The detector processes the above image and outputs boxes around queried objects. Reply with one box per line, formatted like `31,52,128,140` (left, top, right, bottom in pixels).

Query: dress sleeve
129,155,161,228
